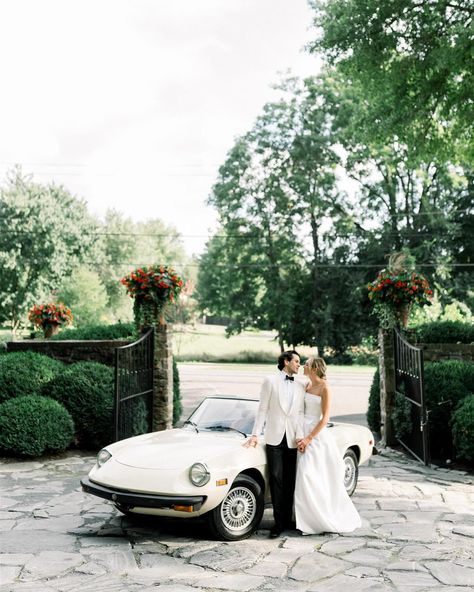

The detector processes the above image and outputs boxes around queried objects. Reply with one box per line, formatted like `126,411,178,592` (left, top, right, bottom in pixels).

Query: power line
8,259,473,269
0,227,470,239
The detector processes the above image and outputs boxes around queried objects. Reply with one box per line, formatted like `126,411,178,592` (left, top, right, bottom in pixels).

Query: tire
206,474,264,541
343,449,359,497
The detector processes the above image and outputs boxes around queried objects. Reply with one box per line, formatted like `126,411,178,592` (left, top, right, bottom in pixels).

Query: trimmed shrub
51,322,135,341
45,361,115,449
0,352,64,404
173,357,182,426
367,367,381,434
452,395,474,462
412,321,474,344
392,392,412,440
0,395,74,457
119,396,149,439
424,360,474,459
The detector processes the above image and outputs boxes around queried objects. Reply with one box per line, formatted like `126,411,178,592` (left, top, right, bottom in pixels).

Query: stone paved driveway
1,449,473,591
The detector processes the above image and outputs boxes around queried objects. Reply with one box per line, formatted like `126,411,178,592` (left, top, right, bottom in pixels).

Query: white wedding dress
294,393,362,534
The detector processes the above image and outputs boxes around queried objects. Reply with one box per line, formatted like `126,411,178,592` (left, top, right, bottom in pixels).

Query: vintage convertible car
81,396,374,541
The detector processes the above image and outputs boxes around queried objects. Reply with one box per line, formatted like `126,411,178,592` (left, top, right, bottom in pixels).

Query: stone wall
415,343,474,363
6,340,130,366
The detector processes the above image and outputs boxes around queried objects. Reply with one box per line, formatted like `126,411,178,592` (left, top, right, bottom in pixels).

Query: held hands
297,435,312,453
243,435,258,448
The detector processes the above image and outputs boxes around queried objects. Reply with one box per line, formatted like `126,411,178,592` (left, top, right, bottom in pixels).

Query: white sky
0,0,319,255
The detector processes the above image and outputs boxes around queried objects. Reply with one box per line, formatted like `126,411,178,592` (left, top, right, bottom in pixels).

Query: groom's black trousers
266,433,297,530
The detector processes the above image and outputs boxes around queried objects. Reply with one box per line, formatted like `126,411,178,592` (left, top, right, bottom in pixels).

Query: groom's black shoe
284,520,296,530
269,526,283,538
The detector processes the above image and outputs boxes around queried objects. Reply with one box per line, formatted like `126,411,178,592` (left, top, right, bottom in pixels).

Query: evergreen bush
0,352,64,404
412,320,474,344
173,357,182,426
452,395,474,462
423,360,474,460
45,361,115,449
366,367,381,434
51,322,135,341
0,395,74,457
392,392,412,440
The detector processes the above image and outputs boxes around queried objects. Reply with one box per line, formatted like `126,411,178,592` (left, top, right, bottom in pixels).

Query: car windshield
185,398,258,436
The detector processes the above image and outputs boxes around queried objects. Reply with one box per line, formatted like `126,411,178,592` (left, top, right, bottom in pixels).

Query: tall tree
0,168,99,334
309,0,474,165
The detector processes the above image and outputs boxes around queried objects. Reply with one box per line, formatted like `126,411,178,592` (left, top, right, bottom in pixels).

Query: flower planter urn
43,323,60,338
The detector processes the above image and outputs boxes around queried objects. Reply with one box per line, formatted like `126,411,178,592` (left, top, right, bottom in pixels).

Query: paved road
179,364,375,427
1,449,473,590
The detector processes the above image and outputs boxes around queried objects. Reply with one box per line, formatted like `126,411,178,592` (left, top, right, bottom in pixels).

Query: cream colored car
81,396,374,541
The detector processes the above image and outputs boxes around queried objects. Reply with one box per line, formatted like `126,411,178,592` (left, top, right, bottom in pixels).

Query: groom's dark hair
277,350,300,371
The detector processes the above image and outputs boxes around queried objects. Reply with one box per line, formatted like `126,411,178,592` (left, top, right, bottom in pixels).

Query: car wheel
206,474,264,541
343,449,359,497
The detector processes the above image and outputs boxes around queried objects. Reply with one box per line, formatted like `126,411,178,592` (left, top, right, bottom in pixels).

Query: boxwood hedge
51,322,135,341
412,320,474,344
0,395,74,457
0,352,64,404
45,361,116,449
452,395,474,461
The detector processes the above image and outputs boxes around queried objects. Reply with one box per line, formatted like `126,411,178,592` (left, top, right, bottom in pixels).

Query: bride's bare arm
298,385,331,452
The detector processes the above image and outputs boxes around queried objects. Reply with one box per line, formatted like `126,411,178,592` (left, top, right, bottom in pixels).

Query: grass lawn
171,323,375,367
172,323,315,362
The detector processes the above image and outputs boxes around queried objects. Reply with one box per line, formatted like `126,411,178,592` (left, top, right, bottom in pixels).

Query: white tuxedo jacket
252,373,305,447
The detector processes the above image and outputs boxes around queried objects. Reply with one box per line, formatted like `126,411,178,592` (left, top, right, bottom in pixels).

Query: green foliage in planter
51,322,135,341
366,367,381,434
412,321,474,344
0,352,64,404
45,361,115,449
173,357,182,426
0,395,74,457
452,395,474,462
392,392,413,440
424,360,474,459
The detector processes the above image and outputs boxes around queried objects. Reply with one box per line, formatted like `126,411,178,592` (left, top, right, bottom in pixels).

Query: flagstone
320,537,366,555
452,524,474,538
0,564,22,586
193,573,265,591
21,551,84,580
289,553,349,582
1,530,77,553
189,544,265,571
424,561,474,586
125,562,206,585
375,522,440,543
245,560,288,578
384,569,441,589
306,573,391,592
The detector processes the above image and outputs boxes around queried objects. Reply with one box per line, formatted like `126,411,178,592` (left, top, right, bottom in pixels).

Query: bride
295,356,361,535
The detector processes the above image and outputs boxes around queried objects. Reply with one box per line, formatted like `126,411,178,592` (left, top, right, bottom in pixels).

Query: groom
244,350,305,537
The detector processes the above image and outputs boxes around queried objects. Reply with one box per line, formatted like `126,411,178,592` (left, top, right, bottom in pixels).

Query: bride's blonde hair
306,356,327,379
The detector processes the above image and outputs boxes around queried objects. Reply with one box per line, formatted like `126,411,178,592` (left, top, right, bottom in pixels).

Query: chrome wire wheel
343,449,358,496
220,485,256,532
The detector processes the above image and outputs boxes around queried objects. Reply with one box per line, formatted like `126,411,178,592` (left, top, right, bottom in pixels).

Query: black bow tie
285,375,294,381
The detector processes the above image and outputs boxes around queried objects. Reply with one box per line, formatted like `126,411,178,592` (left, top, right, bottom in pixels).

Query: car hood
113,428,246,470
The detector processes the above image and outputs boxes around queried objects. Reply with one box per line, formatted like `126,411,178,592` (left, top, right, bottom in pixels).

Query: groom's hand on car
243,435,258,448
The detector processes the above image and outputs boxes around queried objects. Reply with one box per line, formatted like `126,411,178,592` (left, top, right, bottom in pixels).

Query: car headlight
97,449,112,467
189,462,210,487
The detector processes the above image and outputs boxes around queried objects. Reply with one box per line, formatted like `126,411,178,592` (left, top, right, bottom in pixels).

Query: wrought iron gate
393,328,430,465
114,328,154,442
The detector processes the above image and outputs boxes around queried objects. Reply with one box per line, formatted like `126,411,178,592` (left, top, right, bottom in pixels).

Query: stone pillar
379,328,397,446
153,323,173,431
